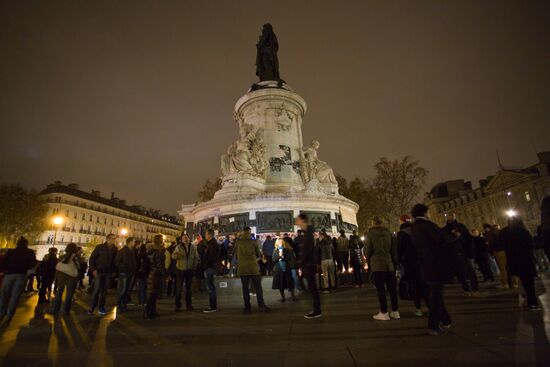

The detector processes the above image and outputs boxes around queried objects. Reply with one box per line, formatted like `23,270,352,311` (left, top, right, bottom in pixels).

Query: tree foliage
337,156,428,232
197,177,223,203
0,184,48,247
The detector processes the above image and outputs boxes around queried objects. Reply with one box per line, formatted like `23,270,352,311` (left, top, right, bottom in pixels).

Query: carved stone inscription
300,211,331,232
256,211,294,233
218,213,250,235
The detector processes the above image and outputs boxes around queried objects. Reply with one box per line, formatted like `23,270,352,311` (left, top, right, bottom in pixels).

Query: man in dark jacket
262,235,275,276
296,214,322,319
410,204,459,335
115,237,137,312
443,213,480,296
37,247,58,304
144,235,166,319
202,229,221,313
88,233,117,316
0,237,36,321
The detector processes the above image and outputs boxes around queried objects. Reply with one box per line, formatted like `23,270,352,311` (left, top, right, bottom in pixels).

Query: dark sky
1,1,549,214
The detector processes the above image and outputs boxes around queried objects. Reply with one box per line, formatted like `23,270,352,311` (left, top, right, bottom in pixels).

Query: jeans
38,276,54,303
291,269,302,291
320,259,336,289
372,271,398,313
426,281,451,331
302,265,321,313
352,264,363,286
0,273,27,319
137,277,147,305
337,252,349,272
90,272,110,310
241,275,265,309
204,268,217,309
458,258,479,292
117,273,133,310
175,269,194,309
51,272,77,314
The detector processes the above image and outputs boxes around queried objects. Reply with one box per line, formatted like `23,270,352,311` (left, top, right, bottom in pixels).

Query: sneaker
414,309,423,317
98,308,107,316
304,311,322,319
389,311,400,320
372,312,390,321
440,322,452,330
321,290,330,294
203,308,217,313
249,292,256,297
471,291,483,298
428,329,442,336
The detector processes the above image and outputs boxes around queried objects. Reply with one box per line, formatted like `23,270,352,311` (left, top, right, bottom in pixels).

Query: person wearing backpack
50,243,81,315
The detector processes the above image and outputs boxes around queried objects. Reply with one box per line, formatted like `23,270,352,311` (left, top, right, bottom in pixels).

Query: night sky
1,1,549,214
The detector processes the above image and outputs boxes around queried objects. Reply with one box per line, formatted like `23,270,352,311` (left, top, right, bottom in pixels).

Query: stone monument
180,24,358,236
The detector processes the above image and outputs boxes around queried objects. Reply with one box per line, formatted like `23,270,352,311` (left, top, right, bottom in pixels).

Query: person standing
50,243,80,315
500,216,540,310
135,244,150,307
484,223,513,288
0,237,36,321
349,235,365,288
202,229,221,313
410,204,458,335
366,216,400,321
296,214,322,319
472,229,494,282
37,247,58,304
318,232,336,292
272,238,297,302
88,234,117,316
235,227,271,314
262,235,275,276
172,234,198,312
144,235,166,319
443,213,480,297
291,230,304,291
115,237,137,313
336,231,350,273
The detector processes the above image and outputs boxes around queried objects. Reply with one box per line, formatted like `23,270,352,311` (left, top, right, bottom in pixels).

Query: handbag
56,256,79,278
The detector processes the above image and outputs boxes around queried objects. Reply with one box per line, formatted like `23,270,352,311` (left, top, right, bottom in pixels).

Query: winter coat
235,235,261,276
349,244,364,266
147,242,166,293
136,252,150,280
485,227,503,253
500,225,537,278
2,246,36,275
89,243,116,274
172,243,199,271
443,221,475,259
336,236,350,253
297,226,316,268
397,223,420,277
318,238,334,261
365,226,397,272
201,238,221,270
114,246,137,274
262,238,275,257
272,247,294,290
41,254,58,281
410,217,457,282
473,235,490,260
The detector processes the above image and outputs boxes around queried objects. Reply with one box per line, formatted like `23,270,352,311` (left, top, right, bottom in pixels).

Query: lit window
524,191,531,202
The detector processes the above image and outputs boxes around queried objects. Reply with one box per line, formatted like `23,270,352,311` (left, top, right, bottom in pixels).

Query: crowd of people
0,201,549,335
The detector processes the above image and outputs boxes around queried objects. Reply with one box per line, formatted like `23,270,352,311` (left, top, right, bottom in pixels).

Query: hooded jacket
366,226,397,272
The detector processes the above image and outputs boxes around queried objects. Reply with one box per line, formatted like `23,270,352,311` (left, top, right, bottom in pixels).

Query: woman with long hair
271,238,296,302
51,243,80,315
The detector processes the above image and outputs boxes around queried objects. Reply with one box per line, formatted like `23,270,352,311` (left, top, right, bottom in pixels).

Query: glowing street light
52,216,64,247
505,209,517,218
120,228,128,236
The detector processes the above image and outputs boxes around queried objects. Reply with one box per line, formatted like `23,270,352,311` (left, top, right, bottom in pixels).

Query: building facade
425,152,550,233
34,183,182,258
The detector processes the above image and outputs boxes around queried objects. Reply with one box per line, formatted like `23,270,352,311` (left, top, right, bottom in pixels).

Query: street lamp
52,216,64,247
505,209,517,218
120,228,128,246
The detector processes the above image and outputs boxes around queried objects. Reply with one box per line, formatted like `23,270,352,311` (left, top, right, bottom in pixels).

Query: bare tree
197,177,222,203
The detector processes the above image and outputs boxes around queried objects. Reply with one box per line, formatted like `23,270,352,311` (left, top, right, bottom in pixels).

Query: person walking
443,213,480,297
172,233,198,312
0,237,36,322
272,238,297,302
37,247,58,304
235,227,271,314
336,231,350,273
202,229,221,313
410,204,458,335
115,237,137,313
50,243,80,315
262,235,275,276
88,234,117,316
318,232,336,292
144,235,166,319
472,229,494,282
500,216,540,310
135,244,150,307
366,216,400,321
296,214,322,319
397,215,425,316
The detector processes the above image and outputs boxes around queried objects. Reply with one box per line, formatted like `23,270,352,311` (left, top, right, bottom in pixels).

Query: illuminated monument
180,24,358,236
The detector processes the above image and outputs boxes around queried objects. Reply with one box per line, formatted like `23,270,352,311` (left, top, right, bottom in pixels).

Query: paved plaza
0,274,549,367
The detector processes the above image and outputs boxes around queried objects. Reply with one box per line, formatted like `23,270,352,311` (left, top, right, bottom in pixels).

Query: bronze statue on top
255,23,284,84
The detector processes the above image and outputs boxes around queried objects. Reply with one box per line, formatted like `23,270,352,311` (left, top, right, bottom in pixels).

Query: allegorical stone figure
302,140,337,185
221,123,267,178
256,23,282,82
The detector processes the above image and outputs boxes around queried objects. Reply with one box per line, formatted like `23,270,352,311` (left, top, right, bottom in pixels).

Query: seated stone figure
302,140,337,184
